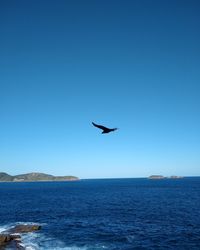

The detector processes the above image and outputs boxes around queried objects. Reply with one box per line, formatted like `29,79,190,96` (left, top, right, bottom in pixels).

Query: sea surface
0,178,200,250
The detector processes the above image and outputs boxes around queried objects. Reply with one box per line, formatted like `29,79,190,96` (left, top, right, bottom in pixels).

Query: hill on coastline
0,172,79,182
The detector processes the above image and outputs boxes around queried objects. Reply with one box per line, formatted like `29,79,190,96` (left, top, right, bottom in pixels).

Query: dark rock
0,234,12,244
8,224,41,234
0,224,40,249
0,233,21,249
6,239,25,250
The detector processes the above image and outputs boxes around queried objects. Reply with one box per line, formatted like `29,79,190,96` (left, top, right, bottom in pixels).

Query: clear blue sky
0,0,200,178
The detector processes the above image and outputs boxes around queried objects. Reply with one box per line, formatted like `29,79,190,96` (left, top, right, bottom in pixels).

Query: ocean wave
0,222,108,250
0,223,14,233
22,233,108,250
0,226,7,233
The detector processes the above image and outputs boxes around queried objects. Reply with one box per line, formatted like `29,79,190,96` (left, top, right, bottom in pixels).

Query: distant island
148,175,183,179
0,172,79,182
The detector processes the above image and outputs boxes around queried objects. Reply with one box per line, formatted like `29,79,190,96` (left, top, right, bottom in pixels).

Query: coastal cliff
0,172,79,182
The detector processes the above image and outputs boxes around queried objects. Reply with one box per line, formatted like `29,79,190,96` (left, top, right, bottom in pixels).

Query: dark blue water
0,178,200,249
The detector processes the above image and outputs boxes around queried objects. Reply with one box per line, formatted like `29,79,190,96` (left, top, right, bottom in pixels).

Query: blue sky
0,0,200,178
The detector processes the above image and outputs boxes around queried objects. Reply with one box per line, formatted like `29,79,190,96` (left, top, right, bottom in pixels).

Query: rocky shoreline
0,224,41,249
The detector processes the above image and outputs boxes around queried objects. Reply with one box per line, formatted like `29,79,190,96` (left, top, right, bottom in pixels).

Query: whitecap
0,223,13,233
0,226,7,233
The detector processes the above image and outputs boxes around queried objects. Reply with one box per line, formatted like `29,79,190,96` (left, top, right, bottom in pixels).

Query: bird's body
92,122,118,134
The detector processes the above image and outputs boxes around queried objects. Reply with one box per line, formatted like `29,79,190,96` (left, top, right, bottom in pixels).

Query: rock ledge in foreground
7,224,41,234
0,224,41,249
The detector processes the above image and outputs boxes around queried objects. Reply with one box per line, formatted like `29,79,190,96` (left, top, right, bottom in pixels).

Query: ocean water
0,178,200,250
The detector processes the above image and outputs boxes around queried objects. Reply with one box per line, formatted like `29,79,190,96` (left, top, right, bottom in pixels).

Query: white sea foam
0,226,6,233
15,221,47,226
0,223,108,250
21,230,108,250
0,223,13,233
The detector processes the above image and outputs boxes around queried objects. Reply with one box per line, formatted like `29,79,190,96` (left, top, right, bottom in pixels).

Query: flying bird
92,122,118,134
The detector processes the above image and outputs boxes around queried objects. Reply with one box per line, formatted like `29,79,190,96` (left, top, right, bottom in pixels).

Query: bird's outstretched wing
92,122,109,131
